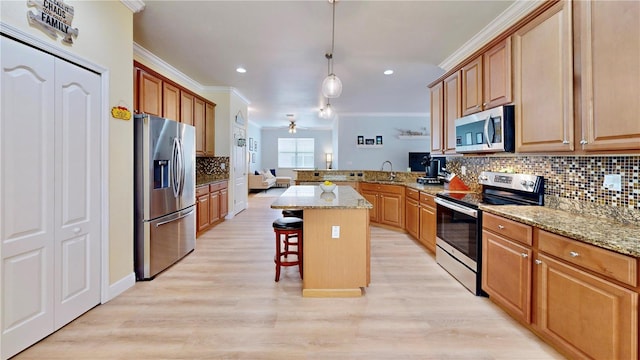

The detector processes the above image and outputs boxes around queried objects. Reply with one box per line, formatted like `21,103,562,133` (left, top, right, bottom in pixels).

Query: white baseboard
102,272,135,304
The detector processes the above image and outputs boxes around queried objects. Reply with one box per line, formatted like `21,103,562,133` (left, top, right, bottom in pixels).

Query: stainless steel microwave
454,105,515,153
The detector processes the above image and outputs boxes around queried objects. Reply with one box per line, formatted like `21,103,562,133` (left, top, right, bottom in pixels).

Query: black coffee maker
417,154,444,184
421,154,440,178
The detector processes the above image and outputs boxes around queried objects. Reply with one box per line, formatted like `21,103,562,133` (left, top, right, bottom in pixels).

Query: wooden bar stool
282,209,303,218
272,217,303,282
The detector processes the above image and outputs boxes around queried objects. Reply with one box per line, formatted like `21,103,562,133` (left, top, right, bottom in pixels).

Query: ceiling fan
286,114,306,134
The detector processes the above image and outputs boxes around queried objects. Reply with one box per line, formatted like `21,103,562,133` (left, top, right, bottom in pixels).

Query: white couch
249,174,276,190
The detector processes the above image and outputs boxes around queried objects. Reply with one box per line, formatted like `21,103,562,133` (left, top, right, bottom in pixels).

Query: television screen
408,152,429,172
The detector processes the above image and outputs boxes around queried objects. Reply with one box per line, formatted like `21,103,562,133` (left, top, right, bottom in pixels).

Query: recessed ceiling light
236,67,247,73
383,69,394,75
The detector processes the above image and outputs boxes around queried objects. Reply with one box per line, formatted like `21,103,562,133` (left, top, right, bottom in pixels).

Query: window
278,138,314,169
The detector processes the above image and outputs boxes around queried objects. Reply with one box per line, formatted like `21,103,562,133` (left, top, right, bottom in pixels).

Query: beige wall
1,1,134,286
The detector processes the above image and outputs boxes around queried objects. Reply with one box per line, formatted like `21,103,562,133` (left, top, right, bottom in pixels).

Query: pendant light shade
322,73,342,98
324,102,335,120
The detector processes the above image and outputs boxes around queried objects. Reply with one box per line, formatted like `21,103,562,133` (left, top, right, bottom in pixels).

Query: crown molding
339,112,429,118
133,42,252,104
120,0,145,13
439,0,544,71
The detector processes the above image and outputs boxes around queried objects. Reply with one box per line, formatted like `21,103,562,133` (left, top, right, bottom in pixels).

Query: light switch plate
603,174,622,191
331,225,340,239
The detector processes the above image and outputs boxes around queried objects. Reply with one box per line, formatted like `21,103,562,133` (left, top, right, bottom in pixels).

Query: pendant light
324,101,335,120
321,0,342,98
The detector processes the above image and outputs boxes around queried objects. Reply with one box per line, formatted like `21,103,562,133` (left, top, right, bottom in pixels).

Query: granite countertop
480,205,640,258
270,185,373,210
196,175,229,186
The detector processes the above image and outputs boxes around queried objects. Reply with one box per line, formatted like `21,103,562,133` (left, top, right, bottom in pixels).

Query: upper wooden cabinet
462,38,512,116
461,57,483,115
134,61,216,156
137,69,162,116
429,82,444,154
443,71,461,154
204,102,216,156
162,82,180,121
483,38,512,109
513,1,574,152
180,90,195,126
577,0,640,152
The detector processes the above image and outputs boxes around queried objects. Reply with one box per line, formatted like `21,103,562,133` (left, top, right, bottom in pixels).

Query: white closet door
1,36,56,359
53,59,101,329
233,127,247,214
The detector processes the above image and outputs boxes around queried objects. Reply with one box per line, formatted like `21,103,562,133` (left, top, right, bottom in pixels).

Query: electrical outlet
331,225,340,239
603,174,622,191
461,166,466,175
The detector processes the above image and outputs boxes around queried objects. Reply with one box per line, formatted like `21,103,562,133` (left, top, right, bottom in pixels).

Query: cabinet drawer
359,182,404,195
406,188,419,201
483,212,532,246
419,192,435,207
209,181,227,192
196,185,209,197
536,229,637,287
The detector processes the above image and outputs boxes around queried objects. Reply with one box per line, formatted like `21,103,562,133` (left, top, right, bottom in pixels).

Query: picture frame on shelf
357,135,364,145
376,135,383,145
365,138,375,145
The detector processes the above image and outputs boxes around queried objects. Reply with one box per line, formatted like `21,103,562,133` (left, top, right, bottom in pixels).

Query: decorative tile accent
447,155,640,214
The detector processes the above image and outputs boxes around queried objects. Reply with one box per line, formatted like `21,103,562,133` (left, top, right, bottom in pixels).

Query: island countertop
270,185,373,210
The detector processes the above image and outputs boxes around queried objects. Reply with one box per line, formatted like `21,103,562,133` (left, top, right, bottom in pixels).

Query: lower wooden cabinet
404,189,436,253
535,253,637,360
418,193,436,253
482,229,532,324
196,181,228,236
358,183,404,229
482,213,638,359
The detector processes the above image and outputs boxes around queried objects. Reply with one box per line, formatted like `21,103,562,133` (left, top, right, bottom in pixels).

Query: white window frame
277,138,315,169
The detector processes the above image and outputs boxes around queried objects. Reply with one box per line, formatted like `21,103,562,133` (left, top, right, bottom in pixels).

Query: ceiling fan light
322,74,342,98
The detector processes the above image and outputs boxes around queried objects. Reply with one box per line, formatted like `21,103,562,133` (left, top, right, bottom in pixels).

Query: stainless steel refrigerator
134,114,196,280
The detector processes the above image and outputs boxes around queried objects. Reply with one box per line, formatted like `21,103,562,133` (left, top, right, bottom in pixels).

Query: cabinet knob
497,225,505,229
535,259,542,265
521,253,528,258
562,140,570,144
569,251,579,257
580,139,588,145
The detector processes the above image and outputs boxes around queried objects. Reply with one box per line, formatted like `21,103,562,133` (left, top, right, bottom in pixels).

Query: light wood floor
15,194,564,359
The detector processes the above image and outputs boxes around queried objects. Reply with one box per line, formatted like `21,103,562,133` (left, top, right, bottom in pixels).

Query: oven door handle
435,197,478,218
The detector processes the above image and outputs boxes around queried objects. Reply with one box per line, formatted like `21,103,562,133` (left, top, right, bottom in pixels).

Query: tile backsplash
196,156,229,177
447,155,640,212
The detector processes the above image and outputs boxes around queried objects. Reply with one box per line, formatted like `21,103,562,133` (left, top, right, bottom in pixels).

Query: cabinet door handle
497,225,505,229
580,139,588,145
535,259,542,265
521,253,528,258
562,140,570,144
569,251,579,257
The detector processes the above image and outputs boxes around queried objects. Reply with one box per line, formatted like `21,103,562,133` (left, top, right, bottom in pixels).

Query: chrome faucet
381,160,396,181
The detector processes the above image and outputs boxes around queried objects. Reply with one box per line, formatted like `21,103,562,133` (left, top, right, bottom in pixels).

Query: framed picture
376,135,383,145
357,135,364,145
365,138,375,145
249,138,254,151
254,141,258,151
251,152,256,163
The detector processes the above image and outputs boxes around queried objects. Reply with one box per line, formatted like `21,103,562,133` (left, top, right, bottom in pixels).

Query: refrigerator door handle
155,209,195,227
178,138,186,196
171,137,181,198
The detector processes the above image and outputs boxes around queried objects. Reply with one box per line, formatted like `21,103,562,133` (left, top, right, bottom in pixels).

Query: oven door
435,197,479,270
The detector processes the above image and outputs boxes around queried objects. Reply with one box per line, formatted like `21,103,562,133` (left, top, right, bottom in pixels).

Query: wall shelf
356,145,383,149
398,135,428,140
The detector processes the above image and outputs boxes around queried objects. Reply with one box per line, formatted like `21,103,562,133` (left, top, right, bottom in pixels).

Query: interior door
53,58,101,330
1,35,56,360
1,36,102,359
233,126,247,214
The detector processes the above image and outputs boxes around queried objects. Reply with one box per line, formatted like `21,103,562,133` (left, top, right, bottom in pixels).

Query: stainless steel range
434,171,544,295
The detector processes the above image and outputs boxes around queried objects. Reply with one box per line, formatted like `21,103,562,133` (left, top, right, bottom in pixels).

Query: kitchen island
270,185,373,297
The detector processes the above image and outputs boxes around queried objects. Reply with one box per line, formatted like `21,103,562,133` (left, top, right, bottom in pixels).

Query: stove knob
521,180,534,187
527,181,535,187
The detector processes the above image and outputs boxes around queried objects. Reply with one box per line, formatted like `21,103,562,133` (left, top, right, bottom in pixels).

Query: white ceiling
133,1,516,129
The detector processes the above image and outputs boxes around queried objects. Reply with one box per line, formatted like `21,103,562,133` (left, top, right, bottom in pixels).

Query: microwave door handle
483,116,492,148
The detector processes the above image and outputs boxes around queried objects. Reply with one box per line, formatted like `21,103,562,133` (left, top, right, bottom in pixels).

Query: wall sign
27,0,79,44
